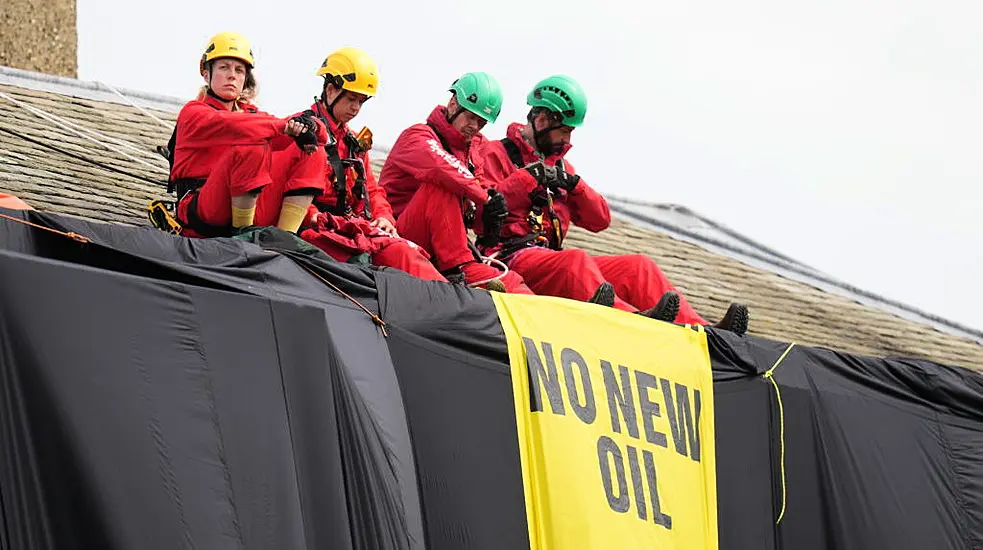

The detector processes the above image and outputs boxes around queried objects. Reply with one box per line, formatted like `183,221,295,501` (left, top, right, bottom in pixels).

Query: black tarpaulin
388,326,528,550
0,210,424,550
707,330,983,549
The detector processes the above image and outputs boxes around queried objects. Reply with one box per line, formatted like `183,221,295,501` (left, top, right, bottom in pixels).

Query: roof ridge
605,194,817,268
0,65,185,112
606,200,983,343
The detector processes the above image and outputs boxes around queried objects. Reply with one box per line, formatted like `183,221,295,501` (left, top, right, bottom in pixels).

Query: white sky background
78,0,983,331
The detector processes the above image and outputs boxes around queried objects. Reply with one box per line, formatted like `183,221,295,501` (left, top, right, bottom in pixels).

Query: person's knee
559,248,593,269
419,184,458,209
626,253,658,271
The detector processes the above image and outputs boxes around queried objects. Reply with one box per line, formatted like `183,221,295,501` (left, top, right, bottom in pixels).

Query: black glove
291,115,319,150
528,186,550,211
524,161,558,188
483,189,508,226
294,129,318,149
552,166,581,193
291,114,316,131
478,189,508,247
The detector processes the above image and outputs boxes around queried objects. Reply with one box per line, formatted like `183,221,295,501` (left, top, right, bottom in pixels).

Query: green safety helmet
449,72,503,124
526,75,587,127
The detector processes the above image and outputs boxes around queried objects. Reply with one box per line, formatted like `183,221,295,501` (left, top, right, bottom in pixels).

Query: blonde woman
169,31,327,237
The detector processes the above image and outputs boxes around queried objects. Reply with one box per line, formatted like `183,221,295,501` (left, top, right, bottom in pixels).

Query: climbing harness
307,101,372,220
499,137,565,255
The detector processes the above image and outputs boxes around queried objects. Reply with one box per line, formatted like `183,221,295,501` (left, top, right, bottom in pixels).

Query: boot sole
588,282,616,308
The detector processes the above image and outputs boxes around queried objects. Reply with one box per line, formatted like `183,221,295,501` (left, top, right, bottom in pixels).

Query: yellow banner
492,293,718,550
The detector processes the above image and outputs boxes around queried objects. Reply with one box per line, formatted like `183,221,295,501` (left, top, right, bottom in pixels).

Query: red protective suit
303,102,394,223
380,106,532,293
477,122,706,324
288,102,443,282
378,105,489,219
171,94,327,237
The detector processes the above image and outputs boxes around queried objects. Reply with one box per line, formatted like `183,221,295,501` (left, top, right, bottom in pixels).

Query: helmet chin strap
533,124,561,157
206,87,236,104
205,64,239,106
445,106,466,125
528,111,564,156
321,76,347,123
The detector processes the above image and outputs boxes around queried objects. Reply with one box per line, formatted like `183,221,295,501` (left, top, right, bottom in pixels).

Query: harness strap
499,137,565,251
173,178,206,201
344,133,371,219
496,233,549,261
500,137,524,171
309,104,373,218
305,107,349,217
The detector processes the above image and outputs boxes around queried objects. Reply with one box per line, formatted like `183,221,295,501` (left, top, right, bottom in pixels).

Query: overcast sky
78,0,983,331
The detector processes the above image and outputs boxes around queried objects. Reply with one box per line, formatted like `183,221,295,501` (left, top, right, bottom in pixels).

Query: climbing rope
0,126,162,186
762,341,797,525
467,255,510,288
295,260,389,337
0,212,89,243
0,91,168,175
97,81,172,128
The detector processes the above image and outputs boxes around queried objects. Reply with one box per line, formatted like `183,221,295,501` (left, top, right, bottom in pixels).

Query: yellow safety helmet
316,47,379,97
200,31,255,75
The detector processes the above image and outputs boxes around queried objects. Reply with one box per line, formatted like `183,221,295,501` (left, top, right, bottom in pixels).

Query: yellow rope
762,342,796,525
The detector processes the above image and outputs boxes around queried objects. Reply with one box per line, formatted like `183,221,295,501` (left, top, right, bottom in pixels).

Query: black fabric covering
2,208,983,549
0,254,352,549
388,327,528,550
0,210,423,550
706,330,983,549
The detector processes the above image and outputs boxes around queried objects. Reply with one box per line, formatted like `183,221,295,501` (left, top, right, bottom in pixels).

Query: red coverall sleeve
178,102,287,147
364,151,394,222
386,126,488,206
563,161,610,232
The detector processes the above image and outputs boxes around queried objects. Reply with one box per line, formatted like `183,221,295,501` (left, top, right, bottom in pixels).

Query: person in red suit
169,32,327,238
279,47,444,281
378,72,535,293
476,75,749,334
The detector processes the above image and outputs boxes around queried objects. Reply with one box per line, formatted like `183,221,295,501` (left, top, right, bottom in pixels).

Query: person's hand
483,189,508,225
478,189,508,247
524,161,557,187
529,186,550,210
287,116,318,153
552,166,581,193
285,116,319,153
294,131,318,154
284,119,307,137
371,217,398,236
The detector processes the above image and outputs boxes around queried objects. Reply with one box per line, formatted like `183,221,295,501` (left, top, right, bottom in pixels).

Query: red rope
0,212,89,243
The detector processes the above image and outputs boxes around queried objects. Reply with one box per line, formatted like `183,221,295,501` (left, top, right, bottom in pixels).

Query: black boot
480,279,508,293
639,291,680,322
715,303,749,336
587,282,616,307
441,266,467,286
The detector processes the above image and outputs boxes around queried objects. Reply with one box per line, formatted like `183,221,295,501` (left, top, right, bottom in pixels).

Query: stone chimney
0,0,77,78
